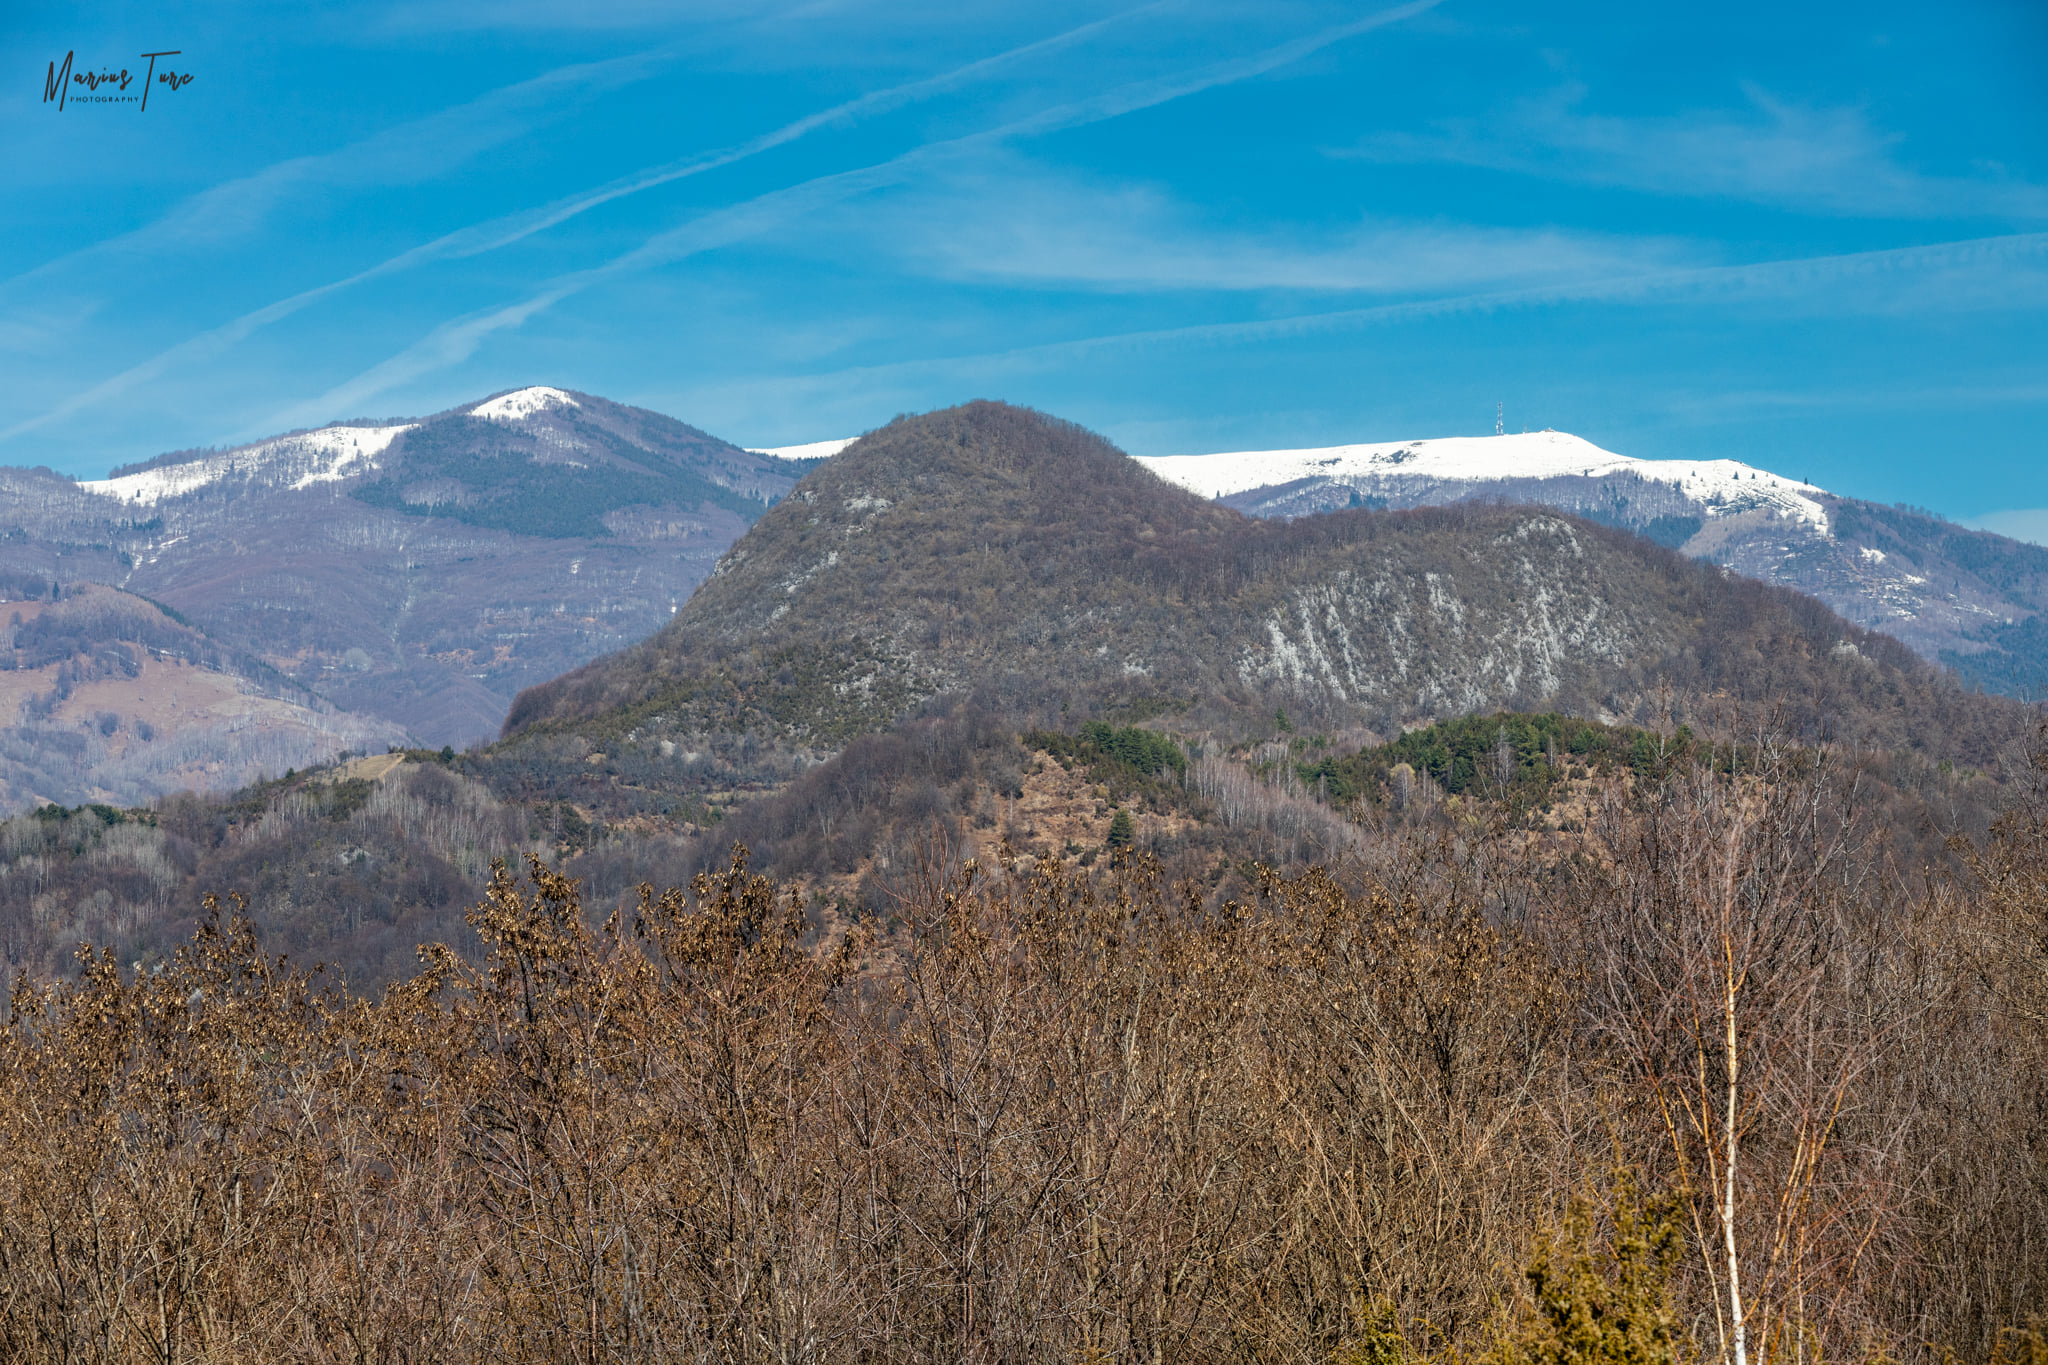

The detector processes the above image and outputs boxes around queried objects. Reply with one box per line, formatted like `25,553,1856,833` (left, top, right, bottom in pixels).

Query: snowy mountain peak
471,386,580,422
749,437,857,461
80,424,416,506
1136,431,1832,534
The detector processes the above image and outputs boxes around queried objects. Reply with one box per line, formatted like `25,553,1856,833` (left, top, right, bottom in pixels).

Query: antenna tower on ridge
1495,402,1504,436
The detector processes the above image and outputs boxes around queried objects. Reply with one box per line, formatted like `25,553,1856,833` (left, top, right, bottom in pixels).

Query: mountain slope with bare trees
504,401,2019,770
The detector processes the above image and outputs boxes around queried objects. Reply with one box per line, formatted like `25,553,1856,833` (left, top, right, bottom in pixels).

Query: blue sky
4,0,2045,527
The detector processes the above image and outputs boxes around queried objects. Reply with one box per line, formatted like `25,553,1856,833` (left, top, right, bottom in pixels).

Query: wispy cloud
370,0,795,33
0,3,1172,445
1064,230,2048,341
856,164,1690,293
268,0,1446,427
1661,379,2048,421
668,231,2048,418
1340,83,2048,221
1963,509,2048,545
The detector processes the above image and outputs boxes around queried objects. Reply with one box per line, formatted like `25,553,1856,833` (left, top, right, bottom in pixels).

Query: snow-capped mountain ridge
81,424,417,506
32,387,814,751
1121,427,2048,695
746,424,2048,691
749,438,857,462
79,386,585,507
1136,431,1831,534
472,386,580,422
746,430,1829,534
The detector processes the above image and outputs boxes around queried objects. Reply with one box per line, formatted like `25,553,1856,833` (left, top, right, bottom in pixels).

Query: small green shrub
1494,1172,1685,1365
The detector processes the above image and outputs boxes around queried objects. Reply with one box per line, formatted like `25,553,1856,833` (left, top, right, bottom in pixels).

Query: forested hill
503,401,2019,765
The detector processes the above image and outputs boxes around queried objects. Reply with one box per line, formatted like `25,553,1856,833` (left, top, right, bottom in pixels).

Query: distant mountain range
502,403,2013,791
2,401,2027,987
8,392,2040,814
1131,430,2048,692
763,427,2048,694
0,387,815,804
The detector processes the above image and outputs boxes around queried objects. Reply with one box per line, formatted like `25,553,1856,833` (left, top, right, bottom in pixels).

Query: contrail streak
0,4,1171,446
278,0,1445,427
2,45,679,292
667,231,2048,404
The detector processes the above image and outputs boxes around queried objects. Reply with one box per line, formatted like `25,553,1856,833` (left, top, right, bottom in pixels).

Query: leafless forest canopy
3,728,2047,1363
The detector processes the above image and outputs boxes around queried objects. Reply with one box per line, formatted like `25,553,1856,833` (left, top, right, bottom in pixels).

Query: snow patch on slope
1138,431,1831,534
751,438,856,462
471,386,580,422
81,425,415,505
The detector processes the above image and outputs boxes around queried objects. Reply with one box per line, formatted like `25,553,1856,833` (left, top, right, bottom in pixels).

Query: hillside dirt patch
770,745,1205,957
0,590,401,807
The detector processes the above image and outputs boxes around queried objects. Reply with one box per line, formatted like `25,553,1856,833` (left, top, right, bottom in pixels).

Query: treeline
1028,718,1188,783
3,735,2045,1361
1301,710,1679,803
4,702,2003,994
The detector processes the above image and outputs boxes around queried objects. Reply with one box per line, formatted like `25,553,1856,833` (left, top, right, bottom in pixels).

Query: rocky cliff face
1236,516,1669,717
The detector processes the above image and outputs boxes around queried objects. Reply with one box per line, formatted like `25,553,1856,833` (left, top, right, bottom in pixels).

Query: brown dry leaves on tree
2,735,2046,1363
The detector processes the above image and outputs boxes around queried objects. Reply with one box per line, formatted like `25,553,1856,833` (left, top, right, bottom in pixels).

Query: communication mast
1495,402,1504,436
